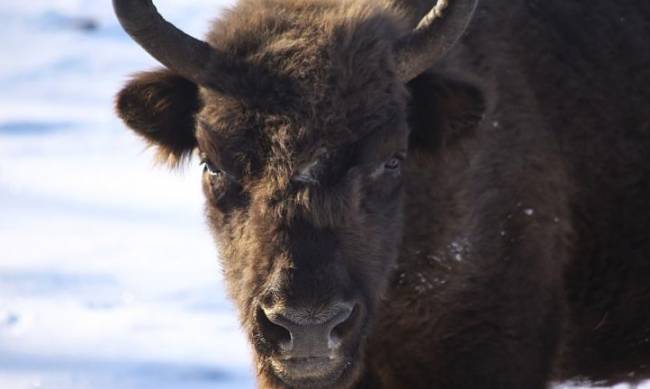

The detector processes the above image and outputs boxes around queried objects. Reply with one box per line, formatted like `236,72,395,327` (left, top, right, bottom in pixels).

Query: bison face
118,64,409,389
114,0,477,387
195,87,409,388
203,144,407,389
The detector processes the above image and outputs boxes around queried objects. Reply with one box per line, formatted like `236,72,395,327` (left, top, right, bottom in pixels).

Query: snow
0,1,647,389
0,1,253,388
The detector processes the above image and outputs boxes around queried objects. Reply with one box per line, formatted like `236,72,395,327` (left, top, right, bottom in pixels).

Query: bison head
114,0,478,387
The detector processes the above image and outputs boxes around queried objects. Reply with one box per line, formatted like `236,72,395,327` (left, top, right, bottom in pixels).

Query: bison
113,0,650,387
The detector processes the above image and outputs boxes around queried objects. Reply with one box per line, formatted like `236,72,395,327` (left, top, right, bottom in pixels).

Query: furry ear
116,68,201,166
407,72,485,153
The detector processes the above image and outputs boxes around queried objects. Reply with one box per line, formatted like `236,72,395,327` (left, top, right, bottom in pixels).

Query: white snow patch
448,238,471,262
0,1,254,388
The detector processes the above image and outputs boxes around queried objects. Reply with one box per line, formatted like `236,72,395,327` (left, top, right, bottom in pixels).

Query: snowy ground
0,1,647,389
0,1,254,388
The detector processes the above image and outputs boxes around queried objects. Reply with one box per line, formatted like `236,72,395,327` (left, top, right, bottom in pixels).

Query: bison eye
200,158,223,177
384,152,406,171
200,155,240,207
385,158,401,170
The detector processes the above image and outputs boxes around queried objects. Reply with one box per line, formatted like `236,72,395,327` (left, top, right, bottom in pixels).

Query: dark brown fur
115,0,650,387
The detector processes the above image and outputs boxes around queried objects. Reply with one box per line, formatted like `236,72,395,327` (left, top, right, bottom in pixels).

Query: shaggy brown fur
115,0,650,387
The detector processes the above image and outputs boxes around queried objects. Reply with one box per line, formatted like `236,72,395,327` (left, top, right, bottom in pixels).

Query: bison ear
116,68,201,166
407,72,485,153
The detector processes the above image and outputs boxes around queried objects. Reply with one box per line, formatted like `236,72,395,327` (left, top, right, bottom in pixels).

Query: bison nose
258,302,356,358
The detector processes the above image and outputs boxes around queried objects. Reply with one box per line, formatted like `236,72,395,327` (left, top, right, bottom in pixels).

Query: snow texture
0,1,646,388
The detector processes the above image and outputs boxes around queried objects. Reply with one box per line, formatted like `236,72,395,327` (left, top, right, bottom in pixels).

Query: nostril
330,304,359,343
258,302,361,355
257,307,291,350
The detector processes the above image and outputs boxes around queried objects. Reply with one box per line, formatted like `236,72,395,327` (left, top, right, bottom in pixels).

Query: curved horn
395,0,479,82
113,0,213,84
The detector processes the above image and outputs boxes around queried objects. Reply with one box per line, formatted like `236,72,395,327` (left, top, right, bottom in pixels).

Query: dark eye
200,158,223,177
385,158,401,170
385,153,406,171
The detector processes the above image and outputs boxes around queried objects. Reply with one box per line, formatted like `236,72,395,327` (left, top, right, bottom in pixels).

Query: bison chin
268,357,356,389
259,348,365,389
